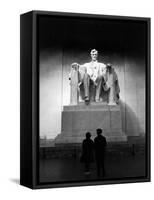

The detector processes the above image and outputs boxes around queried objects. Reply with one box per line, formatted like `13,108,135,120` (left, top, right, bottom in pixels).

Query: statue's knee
96,75,103,83
98,75,103,80
84,73,89,78
84,73,90,82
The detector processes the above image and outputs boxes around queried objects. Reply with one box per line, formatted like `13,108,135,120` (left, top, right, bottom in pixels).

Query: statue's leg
83,73,90,101
90,80,96,102
78,71,84,102
95,75,103,102
108,85,116,105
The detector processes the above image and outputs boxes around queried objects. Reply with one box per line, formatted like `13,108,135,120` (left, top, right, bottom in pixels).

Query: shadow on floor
9,178,20,185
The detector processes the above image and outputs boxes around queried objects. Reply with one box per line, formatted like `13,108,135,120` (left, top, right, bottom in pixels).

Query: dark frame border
20,10,151,189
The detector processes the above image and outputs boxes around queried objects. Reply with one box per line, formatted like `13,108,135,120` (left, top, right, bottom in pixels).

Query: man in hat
94,128,107,177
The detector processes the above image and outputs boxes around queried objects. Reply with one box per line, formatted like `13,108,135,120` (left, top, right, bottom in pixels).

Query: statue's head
90,49,98,61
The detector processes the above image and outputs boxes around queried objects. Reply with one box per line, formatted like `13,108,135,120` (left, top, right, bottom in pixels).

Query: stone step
63,104,120,111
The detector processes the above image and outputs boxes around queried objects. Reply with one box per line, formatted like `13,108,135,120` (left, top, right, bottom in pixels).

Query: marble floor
39,154,146,183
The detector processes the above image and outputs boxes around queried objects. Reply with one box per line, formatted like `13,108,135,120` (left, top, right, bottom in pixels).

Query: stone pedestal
55,103,127,145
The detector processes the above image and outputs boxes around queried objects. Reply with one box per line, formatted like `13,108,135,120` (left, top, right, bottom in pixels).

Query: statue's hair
90,49,98,54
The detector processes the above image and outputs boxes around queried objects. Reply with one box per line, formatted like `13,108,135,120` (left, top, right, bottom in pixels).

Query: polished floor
39,154,145,183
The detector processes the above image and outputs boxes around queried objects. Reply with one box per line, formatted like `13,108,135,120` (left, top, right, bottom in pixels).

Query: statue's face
91,52,98,61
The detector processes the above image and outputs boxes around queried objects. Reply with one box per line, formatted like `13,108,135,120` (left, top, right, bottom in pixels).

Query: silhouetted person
94,129,107,177
81,132,94,174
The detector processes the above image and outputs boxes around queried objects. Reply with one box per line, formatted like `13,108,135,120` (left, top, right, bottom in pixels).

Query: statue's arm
115,71,119,85
69,63,80,80
100,63,107,76
114,70,120,97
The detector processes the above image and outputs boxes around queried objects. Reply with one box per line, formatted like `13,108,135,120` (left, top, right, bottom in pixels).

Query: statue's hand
71,62,79,66
71,63,79,70
78,82,82,87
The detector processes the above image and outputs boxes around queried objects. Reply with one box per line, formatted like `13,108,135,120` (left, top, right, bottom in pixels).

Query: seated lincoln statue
69,49,120,105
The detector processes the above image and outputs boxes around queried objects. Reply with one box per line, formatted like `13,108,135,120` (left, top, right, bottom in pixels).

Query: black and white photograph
38,12,150,186
1,0,154,198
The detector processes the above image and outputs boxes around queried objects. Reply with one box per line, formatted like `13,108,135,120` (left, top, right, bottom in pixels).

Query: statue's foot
108,102,117,105
95,99,100,103
85,96,90,102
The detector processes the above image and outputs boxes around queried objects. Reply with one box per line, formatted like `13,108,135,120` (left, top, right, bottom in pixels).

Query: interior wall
40,48,63,139
40,49,145,138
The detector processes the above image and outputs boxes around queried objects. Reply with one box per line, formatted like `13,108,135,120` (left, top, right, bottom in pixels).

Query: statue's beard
92,58,97,61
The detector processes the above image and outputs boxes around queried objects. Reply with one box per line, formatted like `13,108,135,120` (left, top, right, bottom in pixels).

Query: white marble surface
55,104,127,144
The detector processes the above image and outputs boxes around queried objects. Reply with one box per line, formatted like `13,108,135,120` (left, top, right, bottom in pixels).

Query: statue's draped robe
69,64,79,105
103,67,120,104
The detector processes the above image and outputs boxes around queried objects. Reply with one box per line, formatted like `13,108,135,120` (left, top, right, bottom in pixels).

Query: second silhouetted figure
94,128,107,177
